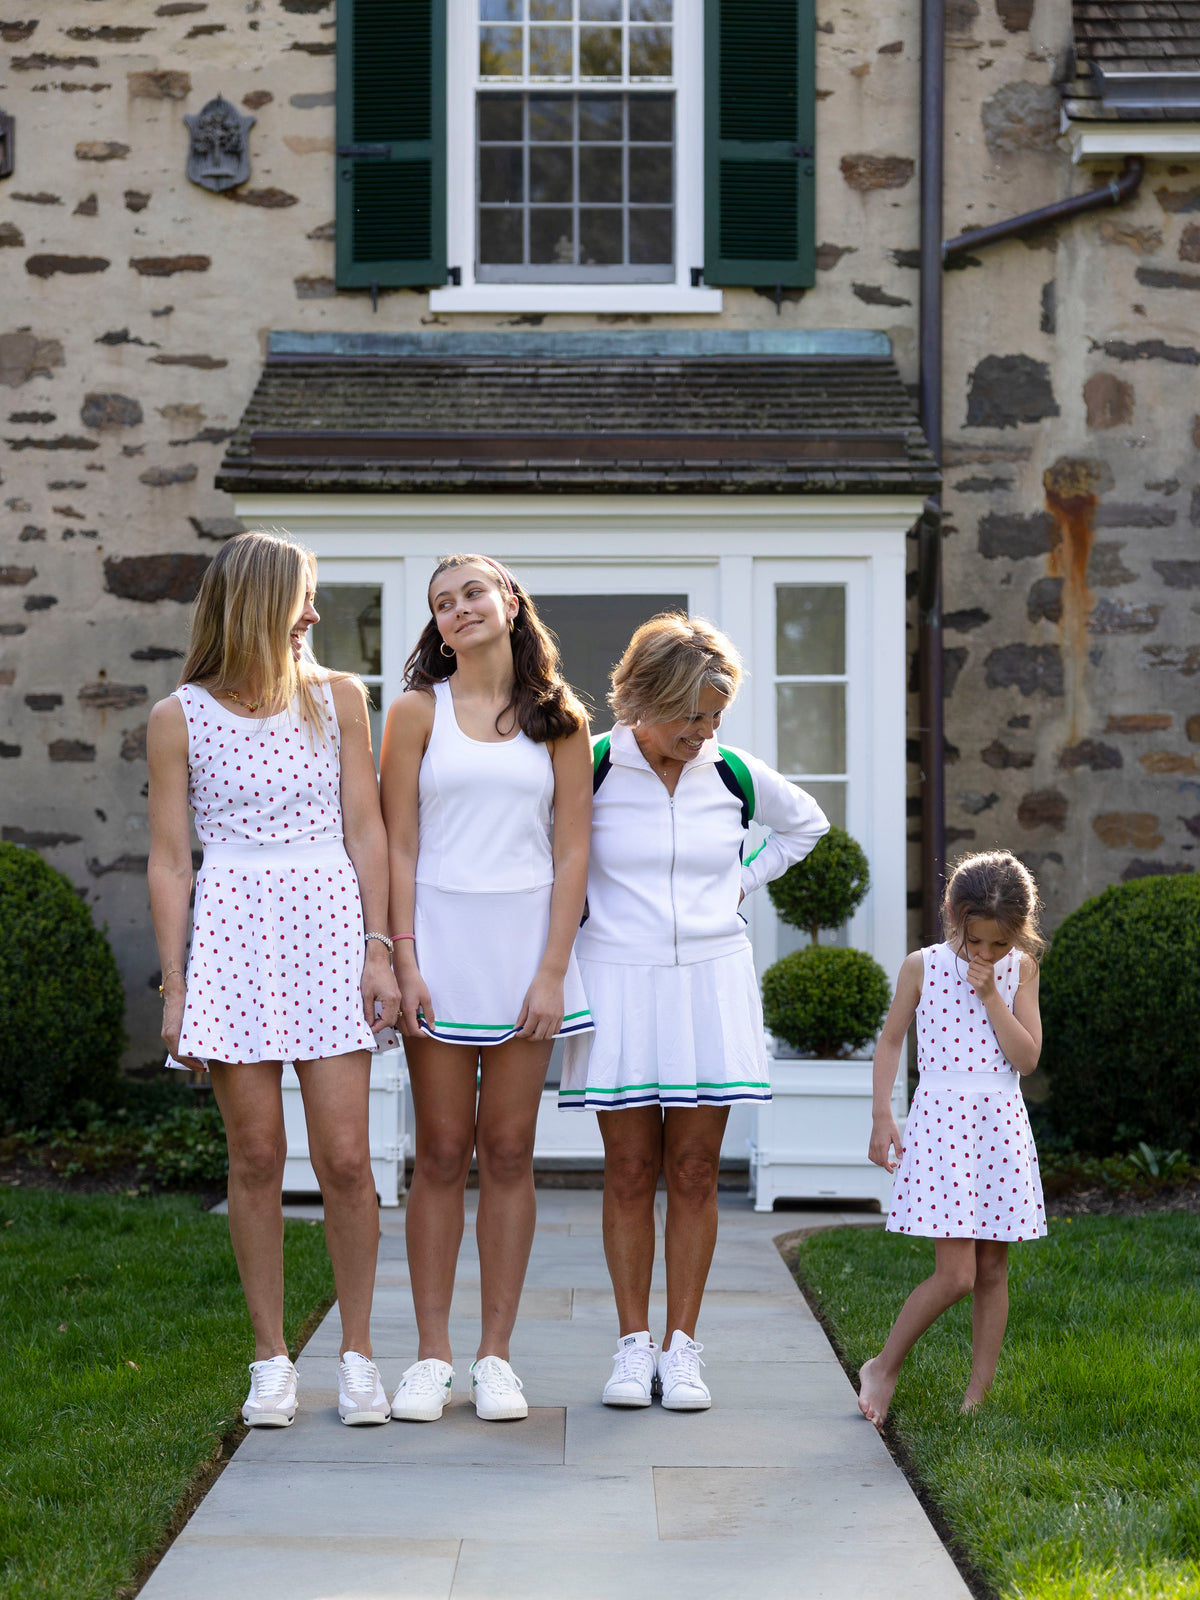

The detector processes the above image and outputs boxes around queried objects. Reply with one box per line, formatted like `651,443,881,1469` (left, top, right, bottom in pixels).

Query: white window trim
1065,118,1200,162
433,0,722,314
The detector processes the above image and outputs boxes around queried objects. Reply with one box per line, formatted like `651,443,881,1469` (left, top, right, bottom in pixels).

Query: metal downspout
919,0,946,944
943,156,1144,262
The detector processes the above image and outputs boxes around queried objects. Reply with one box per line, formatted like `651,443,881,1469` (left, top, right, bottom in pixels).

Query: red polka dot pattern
173,683,377,1065
886,942,1046,1243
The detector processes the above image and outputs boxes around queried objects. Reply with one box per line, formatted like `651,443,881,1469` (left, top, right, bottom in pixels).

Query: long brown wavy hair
403,553,585,744
178,530,329,742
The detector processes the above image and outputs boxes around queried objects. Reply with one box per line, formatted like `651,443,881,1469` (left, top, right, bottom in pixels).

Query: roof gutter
943,156,1144,262
918,0,946,943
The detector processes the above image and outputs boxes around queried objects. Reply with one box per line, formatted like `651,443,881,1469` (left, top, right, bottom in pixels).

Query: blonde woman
379,554,592,1423
560,615,828,1410
147,531,400,1430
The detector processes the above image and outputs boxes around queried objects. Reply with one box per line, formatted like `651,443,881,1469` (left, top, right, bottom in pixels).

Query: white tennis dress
887,942,1046,1241
170,682,377,1067
412,679,593,1047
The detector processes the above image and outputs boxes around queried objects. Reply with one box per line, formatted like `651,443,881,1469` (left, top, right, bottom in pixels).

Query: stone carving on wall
184,95,255,193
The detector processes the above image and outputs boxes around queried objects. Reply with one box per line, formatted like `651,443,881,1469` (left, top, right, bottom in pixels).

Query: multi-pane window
476,0,675,281
774,585,847,833
312,585,384,756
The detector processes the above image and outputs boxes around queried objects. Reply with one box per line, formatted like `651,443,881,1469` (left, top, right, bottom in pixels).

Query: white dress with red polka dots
886,942,1045,1242
170,682,377,1067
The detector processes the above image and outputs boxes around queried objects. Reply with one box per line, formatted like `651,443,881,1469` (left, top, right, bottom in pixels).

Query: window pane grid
479,0,673,85
478,90,674,281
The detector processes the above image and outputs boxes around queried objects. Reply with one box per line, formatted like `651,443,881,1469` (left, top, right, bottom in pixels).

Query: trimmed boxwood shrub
0,842,125,1127
767,827,870,944
762,945,891,1060
1041,874,1200,1155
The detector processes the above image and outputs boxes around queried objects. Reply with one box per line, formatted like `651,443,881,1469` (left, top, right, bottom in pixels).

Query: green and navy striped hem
419,1008,593,1048
559,1079,771,1111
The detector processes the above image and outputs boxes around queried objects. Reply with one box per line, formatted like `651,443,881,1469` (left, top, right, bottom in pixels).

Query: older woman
559,615,828,1410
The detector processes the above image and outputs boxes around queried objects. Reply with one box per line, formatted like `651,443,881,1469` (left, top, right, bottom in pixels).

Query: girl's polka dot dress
171,682,377,1068
887,943,1045,1242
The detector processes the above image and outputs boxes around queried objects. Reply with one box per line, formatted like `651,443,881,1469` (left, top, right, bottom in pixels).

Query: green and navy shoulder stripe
591,733,757,830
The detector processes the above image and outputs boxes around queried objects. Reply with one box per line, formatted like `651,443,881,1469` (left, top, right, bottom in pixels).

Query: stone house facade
1,0,1197,1066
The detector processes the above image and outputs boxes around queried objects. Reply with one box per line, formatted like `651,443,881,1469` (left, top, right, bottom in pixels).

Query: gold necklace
225,688,263,712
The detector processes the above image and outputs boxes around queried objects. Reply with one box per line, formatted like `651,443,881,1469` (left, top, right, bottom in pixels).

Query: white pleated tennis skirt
413,882,593,1048
558,945,772,1111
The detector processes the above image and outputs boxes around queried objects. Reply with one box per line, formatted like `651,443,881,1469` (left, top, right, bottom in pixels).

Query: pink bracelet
390,933,416,942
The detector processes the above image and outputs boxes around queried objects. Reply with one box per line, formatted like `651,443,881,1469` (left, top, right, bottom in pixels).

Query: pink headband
475,554,515,595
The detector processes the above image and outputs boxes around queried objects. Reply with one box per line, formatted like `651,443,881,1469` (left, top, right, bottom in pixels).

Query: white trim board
1065,120,1200,161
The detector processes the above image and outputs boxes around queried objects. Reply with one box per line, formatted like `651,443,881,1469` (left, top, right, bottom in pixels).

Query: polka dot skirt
887,942,1046,1243
172,683,376,1066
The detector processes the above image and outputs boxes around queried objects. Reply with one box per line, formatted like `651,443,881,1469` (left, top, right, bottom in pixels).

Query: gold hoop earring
439,641,455,658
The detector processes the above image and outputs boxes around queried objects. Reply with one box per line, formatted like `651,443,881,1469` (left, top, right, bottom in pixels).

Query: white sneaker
338,1351,390,1425
602,1332,657,1408
657,1332,710,1412
243,1354,297,1427
470,1355,529,1421
391,1358,454,1422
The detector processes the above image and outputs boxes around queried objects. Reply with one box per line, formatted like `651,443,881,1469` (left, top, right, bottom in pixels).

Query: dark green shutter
703,0,814,288
336,0,447,289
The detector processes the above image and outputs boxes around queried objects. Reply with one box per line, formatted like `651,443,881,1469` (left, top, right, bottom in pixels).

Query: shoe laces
473,1355,523,1394
341,1353,380,1397
611,1343,654,1384
400,1359,453,1399
663,1340,705,1385
249,1358,293,1400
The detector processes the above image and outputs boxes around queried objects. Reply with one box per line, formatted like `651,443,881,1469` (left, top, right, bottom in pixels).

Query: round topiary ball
767,826,870,943
761,944,891,1060
0,842,126,1127
1041,874,1200,1156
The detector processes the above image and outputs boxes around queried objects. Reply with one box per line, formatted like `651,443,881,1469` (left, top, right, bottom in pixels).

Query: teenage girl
148,531,400,1429
859,850,1046,1426
379,554,593,1423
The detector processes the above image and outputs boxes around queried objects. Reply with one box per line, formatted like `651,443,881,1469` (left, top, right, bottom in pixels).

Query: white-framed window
434,0,721,312
310,562,405,762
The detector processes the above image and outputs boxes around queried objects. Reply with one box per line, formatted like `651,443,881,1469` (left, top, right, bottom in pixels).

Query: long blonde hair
178,530,328,740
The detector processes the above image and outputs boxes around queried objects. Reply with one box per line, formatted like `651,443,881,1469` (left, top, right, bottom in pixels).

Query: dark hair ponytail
403,554,586,744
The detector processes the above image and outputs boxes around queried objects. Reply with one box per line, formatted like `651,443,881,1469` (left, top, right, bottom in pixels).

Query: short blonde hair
609,613,742,726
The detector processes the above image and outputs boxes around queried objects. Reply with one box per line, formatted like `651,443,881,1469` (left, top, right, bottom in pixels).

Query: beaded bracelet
364,931,394,953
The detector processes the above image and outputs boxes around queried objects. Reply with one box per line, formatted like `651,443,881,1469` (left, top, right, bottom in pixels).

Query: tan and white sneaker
337,1352,391,1425
243,1355,297,1428
470,1355,528,1421
391,1358,454,1422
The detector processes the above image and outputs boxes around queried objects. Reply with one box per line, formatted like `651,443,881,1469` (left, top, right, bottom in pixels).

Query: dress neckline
438,677,524,747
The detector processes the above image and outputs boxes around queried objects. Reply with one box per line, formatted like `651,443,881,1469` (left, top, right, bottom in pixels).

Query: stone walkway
141,1191,969,1600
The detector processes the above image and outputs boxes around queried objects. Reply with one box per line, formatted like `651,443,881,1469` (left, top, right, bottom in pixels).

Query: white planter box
748,1058,905,1213
280,1050,408,1208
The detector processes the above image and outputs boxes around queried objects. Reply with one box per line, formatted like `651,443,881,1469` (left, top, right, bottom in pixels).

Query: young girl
379,554,593,1424
148,531,400,1429
859,850,1046,1426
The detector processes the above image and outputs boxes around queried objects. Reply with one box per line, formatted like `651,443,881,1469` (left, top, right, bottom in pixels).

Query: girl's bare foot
961,1376,989,1413
857,1356,896,1428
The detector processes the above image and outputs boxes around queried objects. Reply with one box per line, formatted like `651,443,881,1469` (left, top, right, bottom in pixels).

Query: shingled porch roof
1065,0,1200,120
216,331,939,498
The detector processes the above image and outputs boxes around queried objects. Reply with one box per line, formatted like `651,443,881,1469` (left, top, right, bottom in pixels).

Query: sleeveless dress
170,682,377,1067
412,679,593,1047
887,942,1046,1241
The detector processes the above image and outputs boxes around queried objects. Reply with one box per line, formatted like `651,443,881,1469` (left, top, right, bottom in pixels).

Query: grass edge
774,1225,999,1600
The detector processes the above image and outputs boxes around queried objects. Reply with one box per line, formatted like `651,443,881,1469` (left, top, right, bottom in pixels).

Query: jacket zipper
668,793,679,965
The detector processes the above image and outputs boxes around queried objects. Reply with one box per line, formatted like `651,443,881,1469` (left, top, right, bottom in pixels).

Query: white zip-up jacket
576,723,830,967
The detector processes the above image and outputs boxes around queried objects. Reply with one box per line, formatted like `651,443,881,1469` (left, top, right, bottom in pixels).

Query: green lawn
0,1191,333,1599
790,1217,1200,1600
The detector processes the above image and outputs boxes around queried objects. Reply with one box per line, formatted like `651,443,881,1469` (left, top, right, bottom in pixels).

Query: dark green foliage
1,1095,229,1190
0,842,125,1127
767,826,870,943
762,944,890,1058
1041,875,1200,1155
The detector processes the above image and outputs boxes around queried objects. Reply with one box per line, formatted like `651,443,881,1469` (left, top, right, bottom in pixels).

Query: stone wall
1,0,1196,1060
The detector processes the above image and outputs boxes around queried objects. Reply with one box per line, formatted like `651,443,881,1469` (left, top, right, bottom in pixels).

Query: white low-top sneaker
602,1332,657,1408
470,1355,528,1421
243,1354,297,1428
337,1351,391,1425
391,1358,454,1422
657,1333,710,1412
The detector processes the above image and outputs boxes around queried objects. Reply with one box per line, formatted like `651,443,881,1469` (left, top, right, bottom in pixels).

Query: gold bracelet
158,966,182,997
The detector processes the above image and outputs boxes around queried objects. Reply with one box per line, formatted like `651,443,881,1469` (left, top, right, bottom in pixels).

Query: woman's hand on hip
361,945,402,1034
516,969,564,1041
